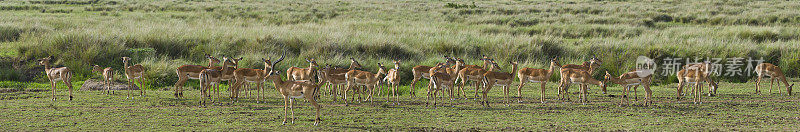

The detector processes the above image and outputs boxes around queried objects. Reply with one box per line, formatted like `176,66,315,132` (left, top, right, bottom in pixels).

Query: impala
232,52,284,103
174,55,221,98
427,63,458,107
516,58,560,103
92,65,114,95
433,58,465,100
383,60,401,105
318,58,363,101
754,63,793,95
676,62,713,104
410,56,456,98
37,56,75,101
479,61,518,107
343,63,387,106
262,56,322,126
558,68,605,104
603,71,652,106
560,57,603,93
680,63,719,96
122,57,146,99
199,57,236,105
455,59,501,100
287,58,319,81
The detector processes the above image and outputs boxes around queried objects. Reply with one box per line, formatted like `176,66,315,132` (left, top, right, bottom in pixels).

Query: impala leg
540,83,547,103
755,75,763,94
769,77,774,94
633,85,639,101
309,95,321,126
517,81,525,103
503,86,510,106
49,82,56,101
645,84,652,106
290,98,295,124
64,80,73,101
282,97,289,125
410,77,420,99
676,81,684,101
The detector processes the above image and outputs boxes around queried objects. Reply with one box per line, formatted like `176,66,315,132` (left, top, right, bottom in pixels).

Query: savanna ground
1,81,799,131
2,0,800,131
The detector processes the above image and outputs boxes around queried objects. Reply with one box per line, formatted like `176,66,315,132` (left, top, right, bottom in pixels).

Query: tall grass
1,0,799,89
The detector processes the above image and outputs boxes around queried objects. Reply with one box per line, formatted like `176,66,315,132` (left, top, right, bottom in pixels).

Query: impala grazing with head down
122,57,146,99
37,56,75,101
516,58,560,103
676,62,714,104
92,65,114,95
754,63,794,95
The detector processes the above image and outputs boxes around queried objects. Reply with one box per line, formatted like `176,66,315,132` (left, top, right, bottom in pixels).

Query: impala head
443,56,456,66
392,60,401,69
350,57,363,69
603,71,613,88
589,56,602,67
230,57,243,66
306,58,319,68
221,57,237,67
36,56,53,66
267,50,286,77
92,65,103,73
205,54,221,64
121,57,132,64
490,59,502,71
550,57,561,68
377,63,387,74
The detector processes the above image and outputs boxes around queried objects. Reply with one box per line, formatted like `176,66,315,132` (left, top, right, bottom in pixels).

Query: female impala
480,61,518,107
318,58,362,101
680,63,719,96
604,71,652,106
199,57,236,105
174,55,221,98
232,53,284,103
122,57,146,99
262,55,322,126
561,57,603,93
427,63,458,107
37,56,75,101
344,63,387,106
676,62,713,104
92,65,114,95
409,56,455,98
456,59,500,100
516,58,560,103
287,58,319,82
383,60,401,105
754,63,794,95
558,68,605,104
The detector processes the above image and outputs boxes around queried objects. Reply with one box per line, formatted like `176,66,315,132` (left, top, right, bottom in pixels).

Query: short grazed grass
1,81,798,131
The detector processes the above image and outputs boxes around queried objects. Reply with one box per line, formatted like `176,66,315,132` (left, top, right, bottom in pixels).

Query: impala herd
34,50,795,126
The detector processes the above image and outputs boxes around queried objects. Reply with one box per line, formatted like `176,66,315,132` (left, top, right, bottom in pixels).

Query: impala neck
546,62,559,76
43,63,52,71
510,64,518,77
268,75,286,89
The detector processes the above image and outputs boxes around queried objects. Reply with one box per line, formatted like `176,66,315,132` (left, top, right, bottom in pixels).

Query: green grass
1,81,798,131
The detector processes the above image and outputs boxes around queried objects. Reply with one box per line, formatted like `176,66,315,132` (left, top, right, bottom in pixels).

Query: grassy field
1,81,799,131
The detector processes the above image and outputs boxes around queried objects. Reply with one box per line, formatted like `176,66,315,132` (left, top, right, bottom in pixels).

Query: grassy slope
1,82,798,131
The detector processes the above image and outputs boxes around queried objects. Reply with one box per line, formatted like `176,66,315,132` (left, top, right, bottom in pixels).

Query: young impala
344,63,387,106
754,63,794,95
92,65,114,95
37,56,75,101
174,55,221,98
516,58,560,103
480,60,518,107
122,57,146,99
199,57,235,105
409,56,456,98
383,60,401,105
262,54,322,126
604,71,652,106
558,68,605,104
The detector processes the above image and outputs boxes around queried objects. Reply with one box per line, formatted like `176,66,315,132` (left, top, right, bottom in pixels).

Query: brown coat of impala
287,58,319,81
604,71,652,106
199,57,236,105
479,61,518,107
122,57,146,99
676,62,713,104
560,57,603,93
262,56,322,126
317,58,362,102
383,60,401,105
343,63,386,106
516,58,560,103
410,56,456,98
455,59,500,99
427,63,458,107
37,56,75,101
232,52,284,103
92,65,114,95
558,68,605,104
754,63,794,95
173,55,221,98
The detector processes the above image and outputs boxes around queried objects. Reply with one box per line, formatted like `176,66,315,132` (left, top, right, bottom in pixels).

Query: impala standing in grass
37,56,75,101
754,63,794,95
344,63,387,105
604,71,653,106
516,58,560,103
92,65,114,95
122,57,146,99
558,68,605,104
173,55,221,98
410,56,456,99
480,60,518,107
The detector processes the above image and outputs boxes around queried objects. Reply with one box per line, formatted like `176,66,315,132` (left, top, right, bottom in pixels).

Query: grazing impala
344,63,387,106
318,58,363,101
604,71,652,106
92,65,114,95
680,63,719,96
754,63,794,95
199,57,236,105
383,60,401,105
455,59,501,100
516,58,560,103
232,52,284,103
427,63,458,107
122,57,146,99
262,56,322,126
37,56,75,101
410,56,456,98
174,55,221,98
676,62,713,104
558,68,605,104
479,61,518,107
